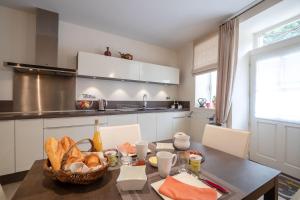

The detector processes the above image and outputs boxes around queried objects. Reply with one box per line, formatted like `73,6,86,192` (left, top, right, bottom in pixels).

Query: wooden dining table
12,140,280,200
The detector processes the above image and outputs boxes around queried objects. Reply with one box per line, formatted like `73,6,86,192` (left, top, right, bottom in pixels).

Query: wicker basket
43,138,108,184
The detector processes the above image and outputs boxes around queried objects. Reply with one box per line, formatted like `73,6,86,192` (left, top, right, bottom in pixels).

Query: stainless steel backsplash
13,71,75,112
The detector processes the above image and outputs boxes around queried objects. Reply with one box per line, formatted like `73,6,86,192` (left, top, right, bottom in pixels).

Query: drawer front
44,116,107,128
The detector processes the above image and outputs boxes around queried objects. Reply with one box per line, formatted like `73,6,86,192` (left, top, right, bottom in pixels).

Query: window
256,16,300,48
255,49,300,122
195,70,217,108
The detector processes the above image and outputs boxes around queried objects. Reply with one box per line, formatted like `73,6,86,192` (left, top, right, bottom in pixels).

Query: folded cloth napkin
158,176,217,200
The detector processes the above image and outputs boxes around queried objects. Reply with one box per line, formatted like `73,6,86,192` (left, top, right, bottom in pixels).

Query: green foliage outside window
261,18,300,46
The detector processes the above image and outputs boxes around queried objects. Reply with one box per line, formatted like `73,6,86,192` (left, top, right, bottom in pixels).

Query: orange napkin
158,176,217,200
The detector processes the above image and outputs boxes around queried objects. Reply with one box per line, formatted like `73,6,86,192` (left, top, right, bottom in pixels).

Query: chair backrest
100,124,142,149
202,124,251,159
0,184,6,200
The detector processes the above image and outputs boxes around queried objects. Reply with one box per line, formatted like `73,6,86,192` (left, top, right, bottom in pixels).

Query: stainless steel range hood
5,8,76,75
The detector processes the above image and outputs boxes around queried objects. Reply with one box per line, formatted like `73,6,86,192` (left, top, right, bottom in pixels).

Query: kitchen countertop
0,108,190,120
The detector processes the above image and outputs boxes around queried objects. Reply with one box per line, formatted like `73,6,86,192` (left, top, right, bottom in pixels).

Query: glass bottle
93,120,103,152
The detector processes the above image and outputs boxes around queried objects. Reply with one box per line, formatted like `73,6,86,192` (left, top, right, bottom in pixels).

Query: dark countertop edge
0,108,190,121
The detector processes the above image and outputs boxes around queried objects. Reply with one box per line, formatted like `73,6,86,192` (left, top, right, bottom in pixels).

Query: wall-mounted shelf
77,51,179,85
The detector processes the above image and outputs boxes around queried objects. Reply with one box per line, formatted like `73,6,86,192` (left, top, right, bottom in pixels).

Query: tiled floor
2,182,21,200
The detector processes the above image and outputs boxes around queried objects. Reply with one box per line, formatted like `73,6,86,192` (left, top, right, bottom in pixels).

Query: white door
250,41,300,179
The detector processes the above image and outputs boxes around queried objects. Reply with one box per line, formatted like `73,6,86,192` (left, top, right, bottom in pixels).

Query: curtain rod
221,0,264,25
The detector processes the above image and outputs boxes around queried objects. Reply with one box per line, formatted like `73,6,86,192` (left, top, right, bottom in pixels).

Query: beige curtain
215,18,239,125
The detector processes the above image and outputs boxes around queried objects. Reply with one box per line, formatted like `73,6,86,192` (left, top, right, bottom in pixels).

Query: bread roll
84,154,100,168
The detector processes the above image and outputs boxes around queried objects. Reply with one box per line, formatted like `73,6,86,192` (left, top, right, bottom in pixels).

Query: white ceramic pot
173,132,190,150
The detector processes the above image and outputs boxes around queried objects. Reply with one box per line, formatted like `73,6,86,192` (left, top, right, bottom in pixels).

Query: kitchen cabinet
139,63,179,84
77,51,179,84
107,114,137,126
137,113,157,142
0,120,15,175
15,119,43,172
44,116,107,128
156,113,174,140
78,52,140,81
172,112,190,134
172,116,190,134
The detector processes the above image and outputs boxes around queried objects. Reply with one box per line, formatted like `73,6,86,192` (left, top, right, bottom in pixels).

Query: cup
136,141,148,160
156,151,177,178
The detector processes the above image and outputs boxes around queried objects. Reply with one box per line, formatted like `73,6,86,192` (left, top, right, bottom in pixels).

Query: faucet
143,94,147,108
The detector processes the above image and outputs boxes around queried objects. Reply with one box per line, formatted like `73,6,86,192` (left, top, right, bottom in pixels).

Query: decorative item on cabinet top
104,47,112,56
119,52,133,60
77,51,179,85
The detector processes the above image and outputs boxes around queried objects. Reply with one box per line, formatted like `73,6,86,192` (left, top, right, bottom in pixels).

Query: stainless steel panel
35,8,58,67
13,72,75,112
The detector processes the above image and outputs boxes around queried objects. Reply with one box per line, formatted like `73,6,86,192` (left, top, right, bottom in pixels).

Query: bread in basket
43,137,108,184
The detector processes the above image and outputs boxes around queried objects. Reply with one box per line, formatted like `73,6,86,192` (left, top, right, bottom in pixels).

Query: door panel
257,122,277,159
284,126,300,168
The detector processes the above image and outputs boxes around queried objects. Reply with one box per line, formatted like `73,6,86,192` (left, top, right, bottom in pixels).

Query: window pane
195,70,217,108
255,50,300,122
210,71,217,101
258,18,300,47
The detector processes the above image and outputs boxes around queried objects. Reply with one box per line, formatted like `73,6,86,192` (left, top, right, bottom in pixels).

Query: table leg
264,177,278,200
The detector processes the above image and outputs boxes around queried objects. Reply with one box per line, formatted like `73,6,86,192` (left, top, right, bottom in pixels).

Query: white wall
231,24,252,130
0,6,36,100
0,6,178,101
177,42,214,142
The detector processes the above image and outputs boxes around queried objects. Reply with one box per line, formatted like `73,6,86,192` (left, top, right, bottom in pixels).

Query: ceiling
0,0,256,49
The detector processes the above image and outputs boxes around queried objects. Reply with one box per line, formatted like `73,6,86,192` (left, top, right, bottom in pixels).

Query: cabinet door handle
173,116,187,119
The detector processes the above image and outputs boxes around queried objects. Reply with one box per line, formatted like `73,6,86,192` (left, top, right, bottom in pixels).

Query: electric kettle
98,99,107,111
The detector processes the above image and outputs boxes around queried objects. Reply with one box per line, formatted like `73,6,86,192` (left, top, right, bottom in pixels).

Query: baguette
60,136,84,165
44,137,64,171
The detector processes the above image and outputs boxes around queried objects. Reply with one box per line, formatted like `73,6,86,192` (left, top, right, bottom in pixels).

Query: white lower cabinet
0,120,15,175
157,113,174,141
107,114,138,126
172,113,190,134
138,113,157,142
15,119,43,172
157,112,190,141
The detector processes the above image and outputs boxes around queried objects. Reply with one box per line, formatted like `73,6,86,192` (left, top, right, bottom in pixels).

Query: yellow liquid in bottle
93,120,103,152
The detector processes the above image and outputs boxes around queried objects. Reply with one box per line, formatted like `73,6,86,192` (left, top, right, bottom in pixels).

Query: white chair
100,124,142,149
0,184,6,200
202,124,251,159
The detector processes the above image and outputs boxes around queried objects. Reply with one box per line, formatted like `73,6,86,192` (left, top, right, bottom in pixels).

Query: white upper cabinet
78,52,140,81
77,51,179,84
139,63,179,84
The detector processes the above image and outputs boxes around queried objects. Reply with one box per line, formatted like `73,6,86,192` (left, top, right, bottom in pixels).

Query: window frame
254,14,300,48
